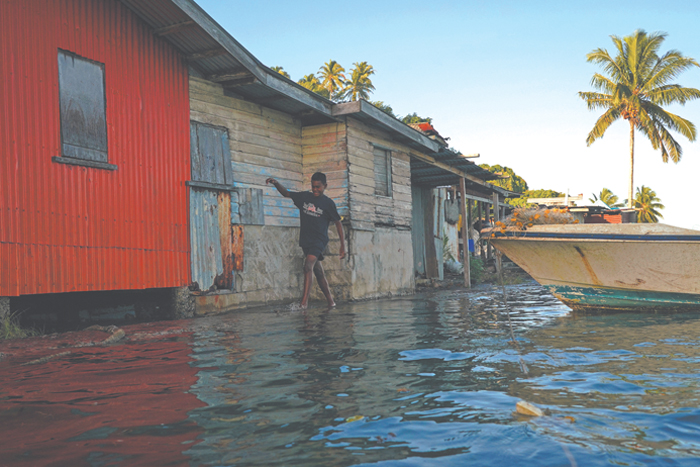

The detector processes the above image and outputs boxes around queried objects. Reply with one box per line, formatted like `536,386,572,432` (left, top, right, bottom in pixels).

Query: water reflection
0,321,205,466
3,284,700,466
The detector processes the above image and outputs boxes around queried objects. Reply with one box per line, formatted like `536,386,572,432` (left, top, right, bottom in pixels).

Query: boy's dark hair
311,172,327,185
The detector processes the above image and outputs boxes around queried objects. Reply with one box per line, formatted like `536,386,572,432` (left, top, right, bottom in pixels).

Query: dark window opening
373,146,392,197
56,50,113,169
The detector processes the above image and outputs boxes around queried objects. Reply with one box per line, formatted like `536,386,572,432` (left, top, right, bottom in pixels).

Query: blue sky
197,0,700,228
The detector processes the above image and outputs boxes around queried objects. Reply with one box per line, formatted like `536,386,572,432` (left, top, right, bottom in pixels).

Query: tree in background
478,164,563,208
508,189,565,208
318,60,346,100
579,29,700,208
270,66,290,79
370,101,398,118
298,74,330,98
589,188,624,207
631,185,664,222
342,61,375,101
479,164,528,193
402,113,432,124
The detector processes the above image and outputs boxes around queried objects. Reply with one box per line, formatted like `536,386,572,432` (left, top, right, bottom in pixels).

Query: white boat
486,223,700,312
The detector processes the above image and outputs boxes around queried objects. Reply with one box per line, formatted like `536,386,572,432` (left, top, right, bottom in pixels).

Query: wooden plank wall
301,123,349,217
345,118,413,230
189,77,303,227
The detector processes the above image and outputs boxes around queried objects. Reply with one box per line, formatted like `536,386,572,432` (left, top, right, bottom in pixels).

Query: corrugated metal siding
0,0,191,296
189,189,231,291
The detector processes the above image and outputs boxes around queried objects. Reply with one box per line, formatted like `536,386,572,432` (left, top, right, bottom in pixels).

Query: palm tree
317,60,346,101
370,101,397,118
579,30,700,208
298,74,329,98
270,66,290,79
589,188,624,207
402,113,432,124
341,61,375,101
632,185,664,223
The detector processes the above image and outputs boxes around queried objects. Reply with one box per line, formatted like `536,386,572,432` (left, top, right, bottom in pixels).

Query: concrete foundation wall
0,297,9,318
349,227,414,299
194,225,353,314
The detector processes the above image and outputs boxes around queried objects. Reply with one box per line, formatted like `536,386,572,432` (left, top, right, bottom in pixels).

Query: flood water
2,282,700,466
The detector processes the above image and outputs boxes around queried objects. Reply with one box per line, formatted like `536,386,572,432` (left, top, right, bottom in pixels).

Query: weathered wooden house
1,0,509,320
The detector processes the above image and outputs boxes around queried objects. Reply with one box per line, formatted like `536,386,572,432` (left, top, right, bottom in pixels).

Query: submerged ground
2,282,700,466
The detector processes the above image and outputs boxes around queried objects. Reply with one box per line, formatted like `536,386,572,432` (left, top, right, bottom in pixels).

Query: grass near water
1,311,40,340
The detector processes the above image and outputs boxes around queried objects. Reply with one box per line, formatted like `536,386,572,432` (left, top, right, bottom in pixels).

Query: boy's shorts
302,244,326,261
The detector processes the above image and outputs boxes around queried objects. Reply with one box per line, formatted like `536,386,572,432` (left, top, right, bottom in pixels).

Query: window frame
53,49,116,171
187,120,235,191
372,144,393,198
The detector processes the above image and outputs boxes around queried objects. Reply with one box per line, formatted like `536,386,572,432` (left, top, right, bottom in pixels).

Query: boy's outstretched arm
266,178,291,198
335,221,346,259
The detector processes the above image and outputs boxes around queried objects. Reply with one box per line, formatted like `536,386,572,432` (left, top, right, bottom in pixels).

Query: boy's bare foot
299,302,308,310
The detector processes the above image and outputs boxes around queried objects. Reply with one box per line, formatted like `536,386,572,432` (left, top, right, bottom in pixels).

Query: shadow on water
2,283,700,466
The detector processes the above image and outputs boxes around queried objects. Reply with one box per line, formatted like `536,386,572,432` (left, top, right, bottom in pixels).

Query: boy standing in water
266,173,346,309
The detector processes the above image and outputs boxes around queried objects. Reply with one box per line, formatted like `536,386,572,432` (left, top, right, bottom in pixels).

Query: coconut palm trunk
629,121,634,208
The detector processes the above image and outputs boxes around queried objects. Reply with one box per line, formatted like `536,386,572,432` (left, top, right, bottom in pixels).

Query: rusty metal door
189,122,235,292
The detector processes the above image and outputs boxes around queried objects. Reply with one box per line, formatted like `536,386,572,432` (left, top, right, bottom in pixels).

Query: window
373,146,392,197
54,50,115,170
189,121,234,189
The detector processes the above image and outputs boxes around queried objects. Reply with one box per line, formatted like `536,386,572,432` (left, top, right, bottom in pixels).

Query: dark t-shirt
289,191,341,249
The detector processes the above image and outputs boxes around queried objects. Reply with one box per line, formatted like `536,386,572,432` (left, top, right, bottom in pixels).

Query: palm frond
586,108,621,145
646,52,700,89
578,91,612,110
645,101,697,141
647,84,700,106
586,48,625,82
589,73,616,93
654,120,684,163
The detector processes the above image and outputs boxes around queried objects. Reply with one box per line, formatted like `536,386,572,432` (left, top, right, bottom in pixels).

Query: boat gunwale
487,231,700,242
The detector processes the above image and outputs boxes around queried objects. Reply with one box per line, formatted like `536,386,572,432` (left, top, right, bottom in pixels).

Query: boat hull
547,284,700,312
488,224,700,312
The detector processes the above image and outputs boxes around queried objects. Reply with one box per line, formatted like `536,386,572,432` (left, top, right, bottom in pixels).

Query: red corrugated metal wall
0,0,191,296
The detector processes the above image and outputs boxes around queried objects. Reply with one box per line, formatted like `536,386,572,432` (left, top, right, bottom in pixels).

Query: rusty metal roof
118,0,337,125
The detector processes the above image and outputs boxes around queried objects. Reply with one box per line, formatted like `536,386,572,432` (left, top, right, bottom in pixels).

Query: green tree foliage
402,113,432,124
479,164,529,193
579,29,700,208
270,66,290,79
318,60,346,100
589,188,624,207
508,189,565,208
298,74,330,98
370,101,398,118
341,61,375,101
632,185,665,223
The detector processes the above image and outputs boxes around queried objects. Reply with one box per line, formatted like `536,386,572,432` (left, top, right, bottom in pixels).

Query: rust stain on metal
573,246,602,286
216,192,233,289
231,225,244,271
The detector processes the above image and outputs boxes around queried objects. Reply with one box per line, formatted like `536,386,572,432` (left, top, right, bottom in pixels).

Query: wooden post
492,192,500,222
492,192,501,274
467,200,473,257
459,177,471,288
478,202,485,262
424,189,439,279
486,198,493,263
